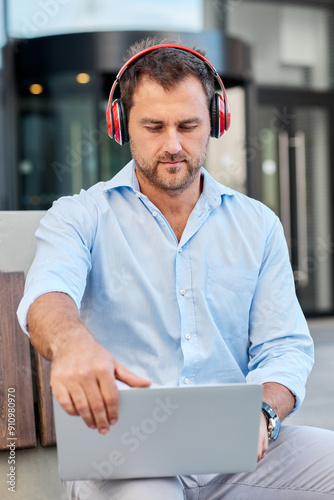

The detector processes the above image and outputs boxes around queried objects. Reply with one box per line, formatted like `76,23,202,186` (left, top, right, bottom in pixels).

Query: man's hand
27,292,151,435
257,412,269,461
50,333,151,435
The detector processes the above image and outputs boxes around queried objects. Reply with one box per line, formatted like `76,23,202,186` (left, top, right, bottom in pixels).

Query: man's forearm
27,290,151,434
27,291,92,360
262,382,296,420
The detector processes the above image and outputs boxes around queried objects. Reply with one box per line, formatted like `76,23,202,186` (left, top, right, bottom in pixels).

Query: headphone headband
107,44,227,114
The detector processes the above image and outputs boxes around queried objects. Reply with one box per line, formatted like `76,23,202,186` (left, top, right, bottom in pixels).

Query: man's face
127,74,211,194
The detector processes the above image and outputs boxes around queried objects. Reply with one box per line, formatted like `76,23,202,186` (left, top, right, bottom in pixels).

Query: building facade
1,0,334,316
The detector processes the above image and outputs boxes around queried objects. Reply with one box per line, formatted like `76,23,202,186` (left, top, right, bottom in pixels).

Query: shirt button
152,211,158,217
179,289,186,296
178,247,183,253
184,378,189,384
185,333,191,340
135,192,141,197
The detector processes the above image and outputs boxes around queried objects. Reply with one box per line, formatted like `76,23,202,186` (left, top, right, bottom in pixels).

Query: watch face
268,417,280,441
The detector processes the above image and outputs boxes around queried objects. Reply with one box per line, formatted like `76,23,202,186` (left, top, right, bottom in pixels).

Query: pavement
0,317,333,499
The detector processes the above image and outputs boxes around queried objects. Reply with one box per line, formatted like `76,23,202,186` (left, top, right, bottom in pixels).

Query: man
18,39,334,499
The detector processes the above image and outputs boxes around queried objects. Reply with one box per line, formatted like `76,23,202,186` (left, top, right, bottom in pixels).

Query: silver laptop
53,384,262,481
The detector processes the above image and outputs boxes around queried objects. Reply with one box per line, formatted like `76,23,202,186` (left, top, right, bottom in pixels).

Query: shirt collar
103,160,140,192
103,159,236,203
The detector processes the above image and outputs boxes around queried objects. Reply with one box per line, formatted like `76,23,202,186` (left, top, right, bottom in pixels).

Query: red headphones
106,44,231,145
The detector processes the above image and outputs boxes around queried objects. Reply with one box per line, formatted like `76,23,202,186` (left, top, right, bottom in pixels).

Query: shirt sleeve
246,211,314,413
17,192,96,336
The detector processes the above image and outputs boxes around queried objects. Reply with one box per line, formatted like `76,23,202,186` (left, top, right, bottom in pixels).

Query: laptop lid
53,384,262,481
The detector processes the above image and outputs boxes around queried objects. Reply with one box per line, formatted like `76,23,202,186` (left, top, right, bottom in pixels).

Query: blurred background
1,0,334,319
0,3,334,498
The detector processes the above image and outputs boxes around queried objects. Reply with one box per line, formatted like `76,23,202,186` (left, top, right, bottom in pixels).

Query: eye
145,125,163,132
179,124,198,131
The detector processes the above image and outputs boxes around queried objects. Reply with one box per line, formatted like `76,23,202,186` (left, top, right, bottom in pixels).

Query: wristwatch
261,401,281,442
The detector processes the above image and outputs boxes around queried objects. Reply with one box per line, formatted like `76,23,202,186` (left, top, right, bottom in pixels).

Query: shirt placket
136,189,219,387
175,243,199,386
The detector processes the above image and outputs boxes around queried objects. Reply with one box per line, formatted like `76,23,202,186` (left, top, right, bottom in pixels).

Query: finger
257,444,263,462
50,365,81,416
257,437,267,461
257,417,269,461
52,376,100,430
67,385,98,430
98,376,120,426
51,381,78,416
261,437,268,460
114,360,151,387
257,444,266,461
88,357,120,429
78,380,114,434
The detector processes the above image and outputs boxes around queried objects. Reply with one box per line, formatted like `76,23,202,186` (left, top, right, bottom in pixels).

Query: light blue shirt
18,160,313,412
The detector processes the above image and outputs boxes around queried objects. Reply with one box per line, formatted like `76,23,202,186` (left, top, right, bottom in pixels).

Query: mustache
156,153,189,163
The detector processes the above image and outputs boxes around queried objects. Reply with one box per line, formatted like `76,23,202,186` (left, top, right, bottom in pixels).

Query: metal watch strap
261,401,280,442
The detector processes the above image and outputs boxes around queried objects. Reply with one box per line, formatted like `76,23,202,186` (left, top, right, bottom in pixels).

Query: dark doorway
258,88,334,316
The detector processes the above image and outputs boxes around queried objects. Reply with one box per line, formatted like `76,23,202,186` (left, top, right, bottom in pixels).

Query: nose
163,128,182,155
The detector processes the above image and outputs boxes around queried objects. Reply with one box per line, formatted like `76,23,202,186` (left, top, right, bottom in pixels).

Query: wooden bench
0,211,56,450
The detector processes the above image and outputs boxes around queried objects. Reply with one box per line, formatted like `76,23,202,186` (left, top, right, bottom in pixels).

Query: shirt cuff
246,370,306,414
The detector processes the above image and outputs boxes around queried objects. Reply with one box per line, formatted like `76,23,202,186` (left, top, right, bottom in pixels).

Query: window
228,2,334,90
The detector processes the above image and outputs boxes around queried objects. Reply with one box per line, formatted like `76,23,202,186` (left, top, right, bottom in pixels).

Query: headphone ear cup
210,93,219,138
210,93,225,138
210,93,230,138
111,99,129,145
118,99,129,145
224,95,231,132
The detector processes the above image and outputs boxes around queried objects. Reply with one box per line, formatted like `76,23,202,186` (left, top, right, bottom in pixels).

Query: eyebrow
139,117,202,126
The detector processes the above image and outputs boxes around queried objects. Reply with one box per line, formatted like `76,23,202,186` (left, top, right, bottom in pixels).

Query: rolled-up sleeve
246,215,314,413
17,192,96,336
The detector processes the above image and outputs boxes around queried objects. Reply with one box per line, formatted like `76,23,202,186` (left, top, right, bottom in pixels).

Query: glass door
258,93,333,315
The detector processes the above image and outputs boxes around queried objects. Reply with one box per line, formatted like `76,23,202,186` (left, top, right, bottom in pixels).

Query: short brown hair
119,37,215,113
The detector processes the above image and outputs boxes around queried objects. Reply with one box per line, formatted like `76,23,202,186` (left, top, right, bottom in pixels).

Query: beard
130,137,210,193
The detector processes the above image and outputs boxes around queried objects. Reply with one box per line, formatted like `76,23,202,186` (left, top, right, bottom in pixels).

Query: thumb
114,360,151,388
